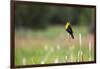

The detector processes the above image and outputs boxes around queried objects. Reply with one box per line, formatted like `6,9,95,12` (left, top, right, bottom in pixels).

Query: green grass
15,26,94,66
15,45,94,65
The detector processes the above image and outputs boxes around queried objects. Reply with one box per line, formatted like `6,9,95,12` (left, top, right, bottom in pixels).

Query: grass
15,26,94,66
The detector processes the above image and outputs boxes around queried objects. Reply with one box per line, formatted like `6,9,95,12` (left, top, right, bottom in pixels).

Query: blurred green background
15,3,95,66
15,4,94,30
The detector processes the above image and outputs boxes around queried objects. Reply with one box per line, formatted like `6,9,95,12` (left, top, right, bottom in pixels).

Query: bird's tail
71,34,74,39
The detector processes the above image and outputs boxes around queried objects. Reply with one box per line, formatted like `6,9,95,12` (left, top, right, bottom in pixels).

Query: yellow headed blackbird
65,21,74,39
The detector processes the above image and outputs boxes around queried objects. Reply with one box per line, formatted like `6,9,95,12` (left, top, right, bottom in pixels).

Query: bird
65,21,74,39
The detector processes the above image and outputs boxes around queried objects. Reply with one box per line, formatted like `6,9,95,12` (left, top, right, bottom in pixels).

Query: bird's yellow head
65,21,70,29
